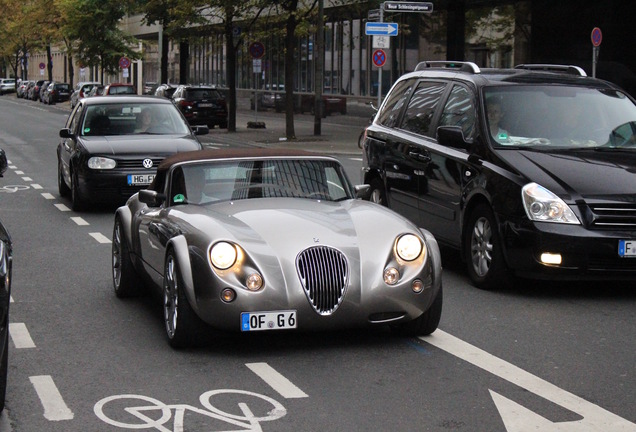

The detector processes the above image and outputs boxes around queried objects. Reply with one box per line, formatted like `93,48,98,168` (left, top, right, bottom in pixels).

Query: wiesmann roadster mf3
112,149,443,348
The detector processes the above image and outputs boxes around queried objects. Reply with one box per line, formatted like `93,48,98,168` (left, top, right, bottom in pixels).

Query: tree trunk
225,16,237,132
284,2,298,140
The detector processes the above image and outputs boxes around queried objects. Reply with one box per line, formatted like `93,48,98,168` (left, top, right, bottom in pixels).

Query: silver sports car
112,149,443,348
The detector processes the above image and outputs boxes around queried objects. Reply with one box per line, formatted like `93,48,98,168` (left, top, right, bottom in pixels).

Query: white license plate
127,174,155,186
198,103,213,108
241,310,296,332
618,240,636,257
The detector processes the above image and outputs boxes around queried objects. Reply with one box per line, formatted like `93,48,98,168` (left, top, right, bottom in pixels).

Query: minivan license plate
618,240,636,257
128,174,154,185
241,311,296,331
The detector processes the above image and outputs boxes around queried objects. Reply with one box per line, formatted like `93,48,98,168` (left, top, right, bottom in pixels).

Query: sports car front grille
296,246,348,315
588,204,636,229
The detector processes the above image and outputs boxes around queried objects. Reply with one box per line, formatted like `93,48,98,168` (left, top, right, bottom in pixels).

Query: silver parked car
112,149,443,348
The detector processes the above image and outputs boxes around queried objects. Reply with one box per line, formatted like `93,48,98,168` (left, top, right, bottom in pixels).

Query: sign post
248,42,266,128
590,27,602,78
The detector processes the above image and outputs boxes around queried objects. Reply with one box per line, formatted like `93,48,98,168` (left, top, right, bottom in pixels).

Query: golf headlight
396,234,423,262
88,157,116,169
210,241,237,270
522,183,580,224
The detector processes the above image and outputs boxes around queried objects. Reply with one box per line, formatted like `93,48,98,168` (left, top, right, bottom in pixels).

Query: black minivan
361,61,636,289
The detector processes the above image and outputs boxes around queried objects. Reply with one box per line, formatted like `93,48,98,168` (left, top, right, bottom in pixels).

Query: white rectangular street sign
383,1,434,13
373,36,390,49
253,59,262,73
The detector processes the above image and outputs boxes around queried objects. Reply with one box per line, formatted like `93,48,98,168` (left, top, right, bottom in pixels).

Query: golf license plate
241,310,296,331
127,174,154,186
618,240,636,257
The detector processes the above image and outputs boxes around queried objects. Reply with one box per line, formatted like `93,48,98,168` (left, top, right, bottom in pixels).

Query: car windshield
169,159,353,205
110,86,135,95
484,86,636,149
81,103,191,136
186,89,222,100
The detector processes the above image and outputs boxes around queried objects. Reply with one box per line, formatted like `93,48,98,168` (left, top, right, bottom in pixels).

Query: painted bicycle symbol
0,185,30,193
94,389,286,431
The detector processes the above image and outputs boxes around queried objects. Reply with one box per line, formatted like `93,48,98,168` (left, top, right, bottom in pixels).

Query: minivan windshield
484,86,636,149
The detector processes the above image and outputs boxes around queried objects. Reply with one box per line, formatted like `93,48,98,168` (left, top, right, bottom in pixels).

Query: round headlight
246,273,263,291
210,242,237,270
396,234,422,261
88,156,116,169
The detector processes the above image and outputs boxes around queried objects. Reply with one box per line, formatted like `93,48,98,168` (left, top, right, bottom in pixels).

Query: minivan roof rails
414,61,481,74
514,64,587,77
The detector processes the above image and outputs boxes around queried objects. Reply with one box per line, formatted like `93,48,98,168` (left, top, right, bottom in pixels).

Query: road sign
591,27,602,47
373,49,387,68
39,62,45,70
373,36,390,49
253,59,262,73
383,1,433,13
249,42,265,59
368,9,381,21
365,22,398,37
119,56,131,69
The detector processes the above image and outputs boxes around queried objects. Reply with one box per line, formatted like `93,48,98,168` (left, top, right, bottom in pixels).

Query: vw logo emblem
142,159,153,169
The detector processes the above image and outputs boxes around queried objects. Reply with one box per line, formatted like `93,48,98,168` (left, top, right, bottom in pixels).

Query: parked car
42,82,71,104
297,94,347,116
361,61,636,289
143,82,158,95
250,84,285,110
56,96,208,210
70,81,101,108
172,85,228,129
0,79,16,95
16,80,33,98
86,85,105,98
0,148,13,412
38,80,50,102
103,83,136,95
112,148,443,348
154,83,178,99
28,80,46,100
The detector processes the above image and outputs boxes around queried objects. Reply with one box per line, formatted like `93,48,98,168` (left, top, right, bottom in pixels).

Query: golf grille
296,246,348,315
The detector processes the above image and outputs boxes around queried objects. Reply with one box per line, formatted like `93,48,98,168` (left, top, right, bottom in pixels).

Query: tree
0,0,44,82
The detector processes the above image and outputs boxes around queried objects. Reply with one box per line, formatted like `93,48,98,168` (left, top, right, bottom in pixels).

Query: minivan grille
296,246,348,315
589,204,636,229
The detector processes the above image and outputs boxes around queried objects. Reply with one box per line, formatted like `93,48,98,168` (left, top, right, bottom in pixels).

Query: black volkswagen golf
57,96,208,210
361,62,636,289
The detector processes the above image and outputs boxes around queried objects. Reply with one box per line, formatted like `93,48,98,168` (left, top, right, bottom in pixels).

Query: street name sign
384,1,433,13
365,22,398,36
368,9,381,21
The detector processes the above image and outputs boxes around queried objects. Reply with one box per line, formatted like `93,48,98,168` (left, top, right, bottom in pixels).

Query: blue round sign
249,42,265,59
591,27,602,47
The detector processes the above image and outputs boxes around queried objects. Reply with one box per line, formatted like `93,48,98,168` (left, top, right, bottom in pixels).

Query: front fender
420,228,443,295
115,206,133,253
166,235,196,312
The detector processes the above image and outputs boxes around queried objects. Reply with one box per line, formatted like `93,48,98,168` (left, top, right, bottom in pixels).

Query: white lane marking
29,375,74,421
42,192,55,199
9,296,13,303
54,204,71,212
22,177,32,182
421,330,636,431
9,323,36,348
71,216,89,226
89,232,111,244
8,165,16,169
32,183,42,189
15,170,24,175
246,362,308,399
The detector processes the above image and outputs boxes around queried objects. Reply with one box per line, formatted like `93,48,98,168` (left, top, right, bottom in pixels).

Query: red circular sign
249,42,265,59
591,27,602,47
39,62,46,70
119,56,131,69
372,49,386,68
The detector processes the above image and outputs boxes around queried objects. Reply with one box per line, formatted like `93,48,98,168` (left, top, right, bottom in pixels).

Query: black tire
112,217,143,298
57,160,70,197
0,326,8,412
368,178,387,206
394,285,443,336
463,204,510,290
70,169,84,211
163,250,206,349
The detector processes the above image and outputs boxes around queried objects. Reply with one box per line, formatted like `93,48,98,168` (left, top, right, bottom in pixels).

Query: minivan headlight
521,183,580,224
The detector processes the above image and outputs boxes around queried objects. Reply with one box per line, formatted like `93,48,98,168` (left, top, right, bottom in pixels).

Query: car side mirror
192,125,209,136
354,184,371,199
59,128,74,139
139,189,166,207
436,126,470,150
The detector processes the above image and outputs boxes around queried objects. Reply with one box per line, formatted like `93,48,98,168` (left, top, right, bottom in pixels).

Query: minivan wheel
463,204,509,290
368,179,387,206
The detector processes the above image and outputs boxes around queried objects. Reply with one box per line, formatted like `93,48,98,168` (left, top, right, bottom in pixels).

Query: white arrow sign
421,331,636,432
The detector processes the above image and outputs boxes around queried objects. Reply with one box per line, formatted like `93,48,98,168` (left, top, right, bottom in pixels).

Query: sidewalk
200,102,372,156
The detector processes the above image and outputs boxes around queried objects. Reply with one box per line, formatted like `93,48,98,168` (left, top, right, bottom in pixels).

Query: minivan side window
439,85,476,139
377,78,415,128
400,81,447,137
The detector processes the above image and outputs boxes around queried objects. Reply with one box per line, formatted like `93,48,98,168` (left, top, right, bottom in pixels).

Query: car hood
496,148,636,201
80,135,201,155
177,198,419,257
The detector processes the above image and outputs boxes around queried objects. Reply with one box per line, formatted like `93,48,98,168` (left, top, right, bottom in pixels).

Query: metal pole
314,0,324,135
377,7,383,108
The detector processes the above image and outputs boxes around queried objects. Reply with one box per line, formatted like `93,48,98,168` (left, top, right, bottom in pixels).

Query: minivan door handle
408,151,431,163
